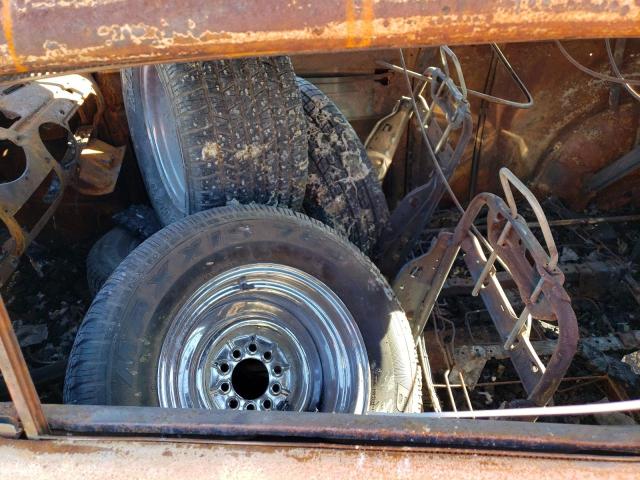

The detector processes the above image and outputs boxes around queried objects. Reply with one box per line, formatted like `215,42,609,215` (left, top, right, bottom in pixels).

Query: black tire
86,227,142,297
122,58,308,225
87,205,161,296
297,78,390,254
65,206,420,413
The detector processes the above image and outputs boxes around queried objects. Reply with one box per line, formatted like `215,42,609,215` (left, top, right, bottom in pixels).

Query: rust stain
345,0,357,48
360,0,374,48
2,1,640,76
1,0,26,73
1,436,640,480
345,0,374,48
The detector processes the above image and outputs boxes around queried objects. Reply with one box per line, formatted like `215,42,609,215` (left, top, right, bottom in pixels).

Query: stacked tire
65,57,421,414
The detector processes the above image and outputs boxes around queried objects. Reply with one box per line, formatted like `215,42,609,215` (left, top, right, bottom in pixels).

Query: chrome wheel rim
157,264,370,413
140,65,188,215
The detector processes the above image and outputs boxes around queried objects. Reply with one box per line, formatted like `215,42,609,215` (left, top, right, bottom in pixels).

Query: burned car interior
1,0,640,475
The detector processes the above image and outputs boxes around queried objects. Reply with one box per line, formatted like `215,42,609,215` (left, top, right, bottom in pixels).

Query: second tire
122,57,309,225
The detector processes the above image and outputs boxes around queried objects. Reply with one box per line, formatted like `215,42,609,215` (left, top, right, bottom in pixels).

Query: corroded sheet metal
0,402,636,454
1,436,639,480
0,1,639,76
0,301,48,438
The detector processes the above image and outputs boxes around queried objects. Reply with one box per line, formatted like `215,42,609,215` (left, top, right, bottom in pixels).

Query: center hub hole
231,358,269,400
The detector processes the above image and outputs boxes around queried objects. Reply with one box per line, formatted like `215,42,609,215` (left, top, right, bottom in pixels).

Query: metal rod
457,372,474,413
471,222,511,296
402,399,640,419
423,213,640,234
418,337,442,412
435,374,608,389
0,402,635,455
586,145,640,193
503,306,531,351
380,50,534,110
443,370,458,412
0,295,48,438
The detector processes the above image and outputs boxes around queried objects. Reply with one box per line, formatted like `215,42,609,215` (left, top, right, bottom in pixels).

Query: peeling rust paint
1,0,26,72
0,436,639,480
0,1,638,76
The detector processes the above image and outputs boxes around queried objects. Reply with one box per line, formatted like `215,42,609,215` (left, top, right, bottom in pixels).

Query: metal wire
382,44,533,108
604,39,640,102
388,399,640,419
555,40,640,86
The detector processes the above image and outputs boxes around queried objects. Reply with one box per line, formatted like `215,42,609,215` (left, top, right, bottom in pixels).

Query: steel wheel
157,263,370,413
140,65,188,215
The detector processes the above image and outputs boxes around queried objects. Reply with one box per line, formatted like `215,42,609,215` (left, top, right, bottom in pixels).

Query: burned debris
0,38,639,430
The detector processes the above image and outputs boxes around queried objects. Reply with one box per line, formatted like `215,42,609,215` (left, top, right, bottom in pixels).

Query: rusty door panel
0,1,639,77
0,436,639,480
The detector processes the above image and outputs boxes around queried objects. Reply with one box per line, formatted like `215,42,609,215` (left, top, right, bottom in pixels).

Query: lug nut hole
220,382,230,393
273,365,283,376
232,349,242,359
220,363,230,373
246,403,256,410
248,343,257,353
262,399,272,410
271,383,281,394
228,398,239,409
263,351,272,361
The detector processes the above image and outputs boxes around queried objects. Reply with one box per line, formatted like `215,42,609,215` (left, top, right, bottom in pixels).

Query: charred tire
86,227,142,297
65,206,420,413
297,78,390,254
122,58,308,225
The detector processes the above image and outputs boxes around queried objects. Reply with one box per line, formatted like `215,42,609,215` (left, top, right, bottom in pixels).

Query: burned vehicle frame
0,0,640,475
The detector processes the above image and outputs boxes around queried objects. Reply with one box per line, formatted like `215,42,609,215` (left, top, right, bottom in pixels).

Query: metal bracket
0,75,102,287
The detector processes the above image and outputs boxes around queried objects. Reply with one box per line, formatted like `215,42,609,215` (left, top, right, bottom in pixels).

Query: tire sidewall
86,227,142,296
121,67,187,225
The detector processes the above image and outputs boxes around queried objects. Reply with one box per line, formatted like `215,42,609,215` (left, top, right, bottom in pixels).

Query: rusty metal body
1,1,639,79
0,436,638,480
1,402,640,454
0,75,96,286
434,40,640,212
0,300,47,438
0,74,126,285
74,139,125,196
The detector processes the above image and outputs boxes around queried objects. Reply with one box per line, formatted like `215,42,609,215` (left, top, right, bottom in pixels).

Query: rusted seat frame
394,168,579,407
